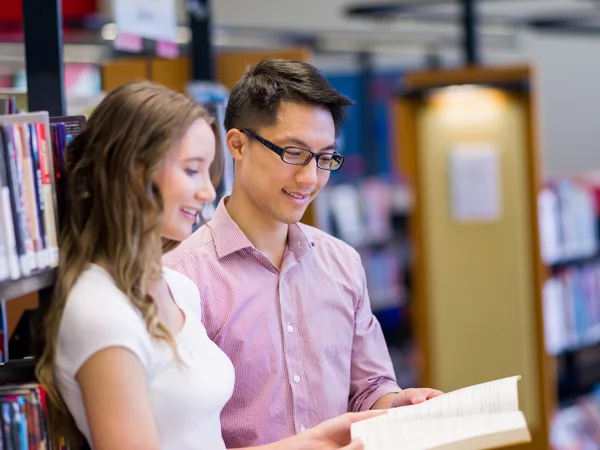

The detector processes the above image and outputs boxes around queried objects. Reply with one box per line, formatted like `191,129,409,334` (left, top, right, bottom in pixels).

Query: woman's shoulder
57,264,154,376
66,264,143,318
60,264,151,343
162,267,202,319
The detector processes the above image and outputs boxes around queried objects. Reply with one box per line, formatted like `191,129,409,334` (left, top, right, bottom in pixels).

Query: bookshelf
0,269,57,303
0,358,37,385
538,175,600,446
395,66,551,450
396,65,600,449
0,0,67,446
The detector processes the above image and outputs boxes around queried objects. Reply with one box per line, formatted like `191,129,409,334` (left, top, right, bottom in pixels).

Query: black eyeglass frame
240,129,345,171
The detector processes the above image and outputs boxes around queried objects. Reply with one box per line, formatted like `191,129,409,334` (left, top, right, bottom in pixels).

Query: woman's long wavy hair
35,80,223,447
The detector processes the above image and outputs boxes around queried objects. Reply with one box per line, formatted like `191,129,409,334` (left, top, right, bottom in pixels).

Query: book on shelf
0,112,75,285
543,262,600,355
0,91,28,115
538,179,599,265
0,383,52,449
351,375,531,450
552,386,600,448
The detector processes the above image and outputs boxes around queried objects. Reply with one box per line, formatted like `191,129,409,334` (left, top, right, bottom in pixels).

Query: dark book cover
50,124,67,219
49,115,86,143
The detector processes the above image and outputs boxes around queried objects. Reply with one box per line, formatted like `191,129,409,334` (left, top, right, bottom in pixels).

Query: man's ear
226,129,246,162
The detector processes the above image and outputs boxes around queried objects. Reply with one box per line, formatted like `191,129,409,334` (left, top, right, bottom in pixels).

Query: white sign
449,143,502,223
113,0,178,42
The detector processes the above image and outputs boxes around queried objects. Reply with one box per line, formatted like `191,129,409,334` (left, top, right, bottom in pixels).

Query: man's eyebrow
284,136,336,152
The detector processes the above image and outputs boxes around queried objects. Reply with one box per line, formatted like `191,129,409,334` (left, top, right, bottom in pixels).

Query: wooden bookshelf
395,65,552,450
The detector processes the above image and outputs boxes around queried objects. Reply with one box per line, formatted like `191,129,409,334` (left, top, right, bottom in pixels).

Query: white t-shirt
55,264,235,450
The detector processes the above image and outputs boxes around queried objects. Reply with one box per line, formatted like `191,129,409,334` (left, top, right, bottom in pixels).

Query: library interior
1,0,600,449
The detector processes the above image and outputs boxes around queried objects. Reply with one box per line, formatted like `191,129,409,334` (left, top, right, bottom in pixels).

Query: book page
383,376,521,422
352,411,531,450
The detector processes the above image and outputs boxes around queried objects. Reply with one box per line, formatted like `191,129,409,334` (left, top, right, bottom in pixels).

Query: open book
351,376,531,450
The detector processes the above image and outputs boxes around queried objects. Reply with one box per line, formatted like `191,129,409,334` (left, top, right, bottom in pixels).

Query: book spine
9,402,20,450
28,125,48,271
0,142,10,281
23,393,35,450
1,401,14,450
50,124,67,221
23,391,40,450
34,124,58,267
33,389,48,450
0,130,19,280
15,124,42,272
10,125,35,273
0,188,19,281
1,125,31,277
16,397,28,450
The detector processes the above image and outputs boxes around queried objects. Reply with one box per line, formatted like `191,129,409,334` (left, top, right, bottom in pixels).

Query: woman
35,81,382,450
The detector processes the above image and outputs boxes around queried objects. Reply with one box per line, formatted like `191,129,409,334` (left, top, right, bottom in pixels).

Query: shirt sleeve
57,282,154,379
348,251,402,412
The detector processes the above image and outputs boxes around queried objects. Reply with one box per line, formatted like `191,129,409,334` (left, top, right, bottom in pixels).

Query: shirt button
287,324,294,333
293,374,301,383
300,425,306,432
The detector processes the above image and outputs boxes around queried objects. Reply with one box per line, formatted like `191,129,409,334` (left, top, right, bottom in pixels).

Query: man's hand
371,388,444,409
391,388,444,407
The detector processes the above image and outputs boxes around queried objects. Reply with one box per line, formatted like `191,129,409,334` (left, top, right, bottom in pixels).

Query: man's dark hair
224,59,354,135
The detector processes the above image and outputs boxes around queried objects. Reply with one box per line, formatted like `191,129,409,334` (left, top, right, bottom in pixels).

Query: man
164,59,442,447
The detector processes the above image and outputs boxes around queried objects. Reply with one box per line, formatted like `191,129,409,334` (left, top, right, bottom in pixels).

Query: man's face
234,102,336,226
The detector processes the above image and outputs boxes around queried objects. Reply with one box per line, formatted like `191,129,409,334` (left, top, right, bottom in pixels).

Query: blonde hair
35,81,223,446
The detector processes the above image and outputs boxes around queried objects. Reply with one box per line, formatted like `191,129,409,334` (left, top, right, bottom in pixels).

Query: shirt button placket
280,274,307,435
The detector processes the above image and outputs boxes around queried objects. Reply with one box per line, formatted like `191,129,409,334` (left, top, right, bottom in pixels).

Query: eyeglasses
241,129,345,171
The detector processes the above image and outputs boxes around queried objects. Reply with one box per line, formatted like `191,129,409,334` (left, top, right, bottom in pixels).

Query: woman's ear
226,129,245,162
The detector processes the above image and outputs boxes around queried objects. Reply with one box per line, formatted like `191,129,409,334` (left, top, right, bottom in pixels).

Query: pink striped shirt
163,198,399,447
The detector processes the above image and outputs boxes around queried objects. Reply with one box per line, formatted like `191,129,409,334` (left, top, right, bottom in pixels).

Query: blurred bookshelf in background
539,175,600,448
313,177,418,387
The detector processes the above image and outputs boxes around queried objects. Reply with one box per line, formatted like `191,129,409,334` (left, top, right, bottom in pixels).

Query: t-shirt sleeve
57,280,154,379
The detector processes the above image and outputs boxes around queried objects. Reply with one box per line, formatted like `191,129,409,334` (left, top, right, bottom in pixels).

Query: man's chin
277,210,307,226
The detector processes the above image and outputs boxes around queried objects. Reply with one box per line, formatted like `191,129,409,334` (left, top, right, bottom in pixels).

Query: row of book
313,178,411,249
543,263,600,355
0,383,52,450
551,386,600,449
359,246,407,312
0,97,18,116
538,178,599,265
0,113,84,284
0,114,59,282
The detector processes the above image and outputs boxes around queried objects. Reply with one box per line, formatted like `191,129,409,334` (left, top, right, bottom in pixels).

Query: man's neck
226,191,289,268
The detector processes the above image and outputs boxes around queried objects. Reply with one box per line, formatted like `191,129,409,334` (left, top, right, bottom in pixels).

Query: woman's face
154,118,217,241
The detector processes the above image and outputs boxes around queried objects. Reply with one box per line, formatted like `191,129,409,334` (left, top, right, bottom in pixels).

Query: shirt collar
210,196,313,261
210,197,255,259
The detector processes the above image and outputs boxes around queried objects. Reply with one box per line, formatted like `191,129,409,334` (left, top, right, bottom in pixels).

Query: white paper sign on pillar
112,0,178,42
449,143,502,223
